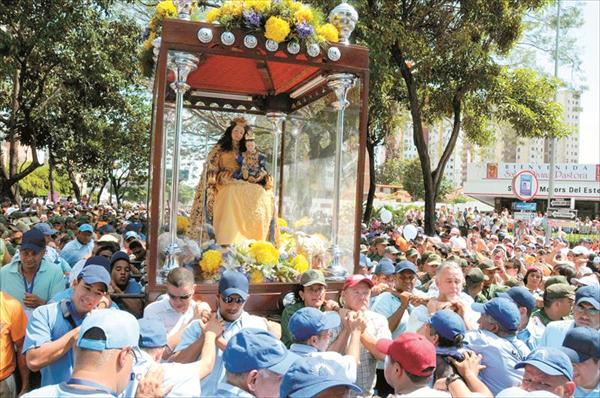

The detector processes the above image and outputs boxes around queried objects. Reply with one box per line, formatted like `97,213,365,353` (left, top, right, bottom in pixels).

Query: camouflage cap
385,246,400,255
478,258,497,271
421,251,434,262
425,254,442,266
544,283,575,301
372,237,389,246
466,268,487,284
406,248,419,258
544,275,569,289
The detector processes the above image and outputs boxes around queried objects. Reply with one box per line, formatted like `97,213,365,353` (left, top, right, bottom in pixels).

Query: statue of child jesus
234,131,272,189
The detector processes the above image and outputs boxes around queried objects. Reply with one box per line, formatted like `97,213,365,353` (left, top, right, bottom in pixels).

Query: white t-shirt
143,295,211,336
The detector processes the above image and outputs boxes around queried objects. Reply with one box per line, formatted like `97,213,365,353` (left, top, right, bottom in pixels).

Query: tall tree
315,0,569,235
0,0,146,202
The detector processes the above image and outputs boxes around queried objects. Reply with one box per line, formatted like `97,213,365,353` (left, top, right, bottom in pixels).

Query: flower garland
204,0,339,45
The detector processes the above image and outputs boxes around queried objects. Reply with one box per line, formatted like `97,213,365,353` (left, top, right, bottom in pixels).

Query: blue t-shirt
575,384,600,398
23,301,85,386
60,239,94,267
174,311,268,397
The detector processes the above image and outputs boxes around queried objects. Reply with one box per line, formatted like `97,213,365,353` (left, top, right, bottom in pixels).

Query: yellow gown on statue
187,145,274,246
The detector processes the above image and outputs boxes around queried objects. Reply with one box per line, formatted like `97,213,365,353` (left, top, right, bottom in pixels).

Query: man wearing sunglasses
539,285,600,348
143,267,211,355
170,270,270,397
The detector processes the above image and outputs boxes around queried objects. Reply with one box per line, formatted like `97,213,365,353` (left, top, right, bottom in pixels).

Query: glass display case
146,15,369,310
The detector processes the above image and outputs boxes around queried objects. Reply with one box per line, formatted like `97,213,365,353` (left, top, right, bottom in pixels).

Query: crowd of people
0,198,599,397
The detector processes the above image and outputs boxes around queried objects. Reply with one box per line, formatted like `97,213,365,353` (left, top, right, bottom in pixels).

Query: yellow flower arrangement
206,8,221,23
176,215,189,234
221,1,244,17
265,16,291,43
277,218,288,227
156,0,177,17
316,23,339,43
245,0,271,13
199,250,222,273
290,254,309,273
293,217,312,229
250,269,265,284
285,0,303,12
249,240,280,265
294,5,313,24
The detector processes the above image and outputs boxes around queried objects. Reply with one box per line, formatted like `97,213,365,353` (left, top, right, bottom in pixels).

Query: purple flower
141,27,150,41
243,10,261,27
296,22,313,39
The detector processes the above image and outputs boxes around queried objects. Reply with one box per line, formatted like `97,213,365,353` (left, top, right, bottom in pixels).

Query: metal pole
327,73,356,279
546,0,561,242
266,112,286,199
160,52,198,280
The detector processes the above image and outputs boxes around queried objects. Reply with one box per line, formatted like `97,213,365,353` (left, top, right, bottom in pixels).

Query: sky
576,1,599,164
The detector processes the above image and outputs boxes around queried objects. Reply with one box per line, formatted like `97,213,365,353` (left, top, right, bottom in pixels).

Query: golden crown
231,117,247,127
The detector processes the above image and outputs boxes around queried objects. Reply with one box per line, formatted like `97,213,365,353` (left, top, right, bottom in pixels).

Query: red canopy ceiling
180,54,321,97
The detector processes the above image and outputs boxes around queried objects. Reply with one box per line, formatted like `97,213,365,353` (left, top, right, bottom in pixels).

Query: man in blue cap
560,327,600,398
466,297,531,395
23,309,168,398
0,229,64,316
123,317,223,397
31,223,71,273
287,307,361,382
497,347,576,398
280,356,362,398
60,224,95,266
500,286,544,350
170,271,271,396
217,328,299,397
370,258,396,301
539,285,600,348
23,265,111,386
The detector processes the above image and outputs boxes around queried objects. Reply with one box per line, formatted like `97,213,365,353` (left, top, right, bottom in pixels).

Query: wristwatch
445,373,462,390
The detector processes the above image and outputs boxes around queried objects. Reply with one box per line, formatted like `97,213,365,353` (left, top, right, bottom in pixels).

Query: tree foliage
315,0,569,234
18,163,72,198
504,0,585,88
0,0,149,202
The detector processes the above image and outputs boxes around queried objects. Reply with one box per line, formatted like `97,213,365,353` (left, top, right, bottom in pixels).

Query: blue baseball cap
78,309,139,351
472,297,520,332
138,318,167,348
79,223,94,233
219,270,249,300
223,328,298,375
430,309,466,342
110,251,131,270
499,286,536,313
280,356,362,398
576,285,600,310
288,307,341,341
84,256,111,273
560,327,600,363
374,258,395,276
33,222,58,236
359,254,371,268
77,265,111,291
124,231,139,241
515,347,573,381
395,260,417,274
21,229,46,253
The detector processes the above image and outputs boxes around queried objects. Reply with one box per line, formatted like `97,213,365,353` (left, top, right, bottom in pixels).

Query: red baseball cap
376,333,436,377
342,274,374,291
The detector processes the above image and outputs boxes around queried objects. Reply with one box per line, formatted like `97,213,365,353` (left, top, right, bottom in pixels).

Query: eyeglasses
221,296,245,304
168,292,193,301
574,304,600,316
